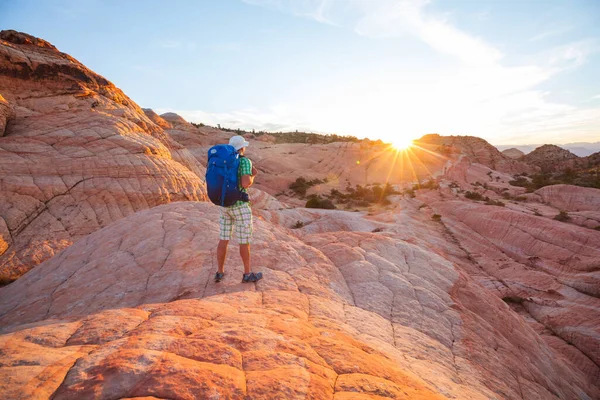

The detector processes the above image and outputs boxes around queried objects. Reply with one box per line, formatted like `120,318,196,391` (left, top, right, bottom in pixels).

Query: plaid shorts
219,202,253,244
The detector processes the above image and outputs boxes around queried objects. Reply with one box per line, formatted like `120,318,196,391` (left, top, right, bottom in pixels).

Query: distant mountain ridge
495,141,600,157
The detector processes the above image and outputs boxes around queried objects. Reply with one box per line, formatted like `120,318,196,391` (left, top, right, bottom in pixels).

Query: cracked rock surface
1,202,598,399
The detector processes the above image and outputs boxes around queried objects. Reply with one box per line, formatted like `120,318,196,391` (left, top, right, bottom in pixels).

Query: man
215,135,263,283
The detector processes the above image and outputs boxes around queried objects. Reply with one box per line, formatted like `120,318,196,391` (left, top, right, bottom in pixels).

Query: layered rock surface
0,31,207,282
424,192,600,385
1,201,597,399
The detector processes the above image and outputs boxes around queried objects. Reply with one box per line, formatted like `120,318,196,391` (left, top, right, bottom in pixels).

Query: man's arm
240,160,257,189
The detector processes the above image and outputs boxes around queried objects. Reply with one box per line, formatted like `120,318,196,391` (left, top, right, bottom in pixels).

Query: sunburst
391,137,414,151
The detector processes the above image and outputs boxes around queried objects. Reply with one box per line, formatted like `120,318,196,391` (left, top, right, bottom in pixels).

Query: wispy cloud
354,0,502,66
529,26,572,42
237,0,600,143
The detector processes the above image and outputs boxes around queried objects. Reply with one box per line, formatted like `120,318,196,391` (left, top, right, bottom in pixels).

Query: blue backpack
205,144,250,206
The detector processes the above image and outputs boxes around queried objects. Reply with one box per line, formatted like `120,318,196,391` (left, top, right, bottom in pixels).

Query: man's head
229,135,249,154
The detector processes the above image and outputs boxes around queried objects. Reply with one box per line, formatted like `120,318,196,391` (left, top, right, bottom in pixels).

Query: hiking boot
214,272,225,282
242,272,263,283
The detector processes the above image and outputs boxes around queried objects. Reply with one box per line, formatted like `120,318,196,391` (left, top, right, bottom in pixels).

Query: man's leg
239,244,250,274
234,203,257,280
217,240,229,273
217,207,234,278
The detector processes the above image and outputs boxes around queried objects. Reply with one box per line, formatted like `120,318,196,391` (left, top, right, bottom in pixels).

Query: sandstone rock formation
501,147,525,159
529,184,600,212
416,134,536,174
142,108,172,129
0,30,207,282
426,198,600,384
521,144,580,172
1,201,598,399
0,94,13,137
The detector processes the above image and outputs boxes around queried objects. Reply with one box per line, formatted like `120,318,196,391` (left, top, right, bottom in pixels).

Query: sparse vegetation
485,199,505,207
305,195,336,209
327,183,396,207
292,220,304,229
372,227,384,233
509,170,600,191
464,191,484,201
554,211,571,222
412,180,440,190
192,122,368,145
289,177,326,197
432,214,442,222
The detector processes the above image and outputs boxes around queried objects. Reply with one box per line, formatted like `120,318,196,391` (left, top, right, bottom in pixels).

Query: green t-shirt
234,156,252,206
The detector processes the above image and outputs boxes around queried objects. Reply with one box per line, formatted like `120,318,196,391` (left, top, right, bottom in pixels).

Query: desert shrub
292,220,304,229
485,199,505,207
431,214,442,222
372,227,384,233
502,296,525,304
554,211,571,222
383,183,399,195
509,176,529,188
289,177,309,196
594,226,600,231
289,177,325,197
306,196,336,209
413,180,439,190
403,188,416,198
464,191,484,201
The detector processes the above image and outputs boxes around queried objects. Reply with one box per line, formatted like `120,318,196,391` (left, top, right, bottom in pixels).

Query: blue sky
2,0,600,145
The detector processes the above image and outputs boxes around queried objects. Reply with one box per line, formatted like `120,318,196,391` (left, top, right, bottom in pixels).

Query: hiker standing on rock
206,135,263,283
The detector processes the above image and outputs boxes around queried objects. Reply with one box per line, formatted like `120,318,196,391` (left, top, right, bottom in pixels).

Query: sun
391,137,414,151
